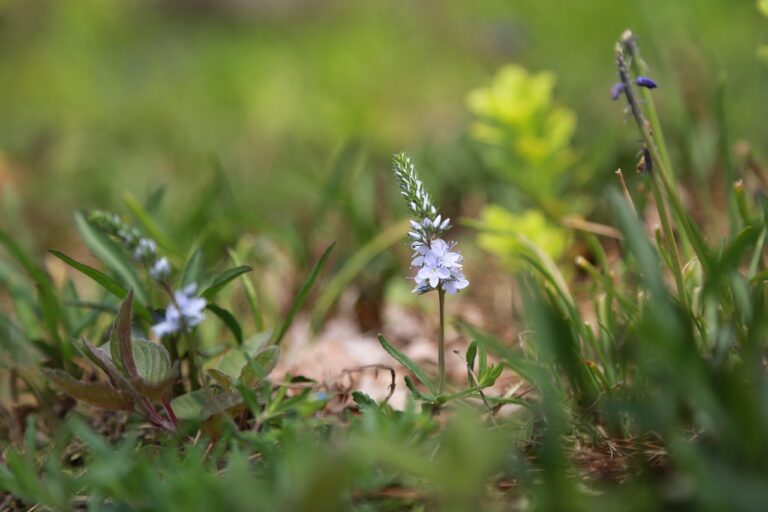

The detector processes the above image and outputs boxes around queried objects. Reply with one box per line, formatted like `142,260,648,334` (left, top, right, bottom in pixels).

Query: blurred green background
0,0,764,247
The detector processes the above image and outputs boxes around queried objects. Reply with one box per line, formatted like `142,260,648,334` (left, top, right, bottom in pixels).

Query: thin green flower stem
186,345,201,391
638,88,676,191
187,331,229,422
438,289,446,395
650,171,688,308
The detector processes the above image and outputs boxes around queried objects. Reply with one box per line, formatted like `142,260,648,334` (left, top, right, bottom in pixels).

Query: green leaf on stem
378,334,437,396
404,375,434,402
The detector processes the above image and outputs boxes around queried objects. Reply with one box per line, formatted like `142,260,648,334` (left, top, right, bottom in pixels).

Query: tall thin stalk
438,289,446,394
617,32,709,268
615,34,691,307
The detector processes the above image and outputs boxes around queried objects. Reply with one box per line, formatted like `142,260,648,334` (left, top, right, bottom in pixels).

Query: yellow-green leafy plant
474,206,568,271
467,65,578,267
467,65,578,213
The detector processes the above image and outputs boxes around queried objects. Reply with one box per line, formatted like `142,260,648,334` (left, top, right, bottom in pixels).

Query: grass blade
273,242,336,346
311,220,408,328
49,250,126,297
206,304,243,345
181,248,204,288
201,266,252,300
228,248,263,331
122,191,180,257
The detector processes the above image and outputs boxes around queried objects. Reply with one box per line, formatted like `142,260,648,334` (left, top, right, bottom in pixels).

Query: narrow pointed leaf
48,250,126,297
201,266,252,300
180,249,204,288
480,364,504,387
228,248,263,331
466,340,478,384
378,334,437,395
50,250,151,321
205,304,243,344
404,375,434,401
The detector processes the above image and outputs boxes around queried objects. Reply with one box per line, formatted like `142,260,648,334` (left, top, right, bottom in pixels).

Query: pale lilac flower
443,271,469,295
416,262,451,289
152,284,206,338
411,238,469,294
410,242,430,268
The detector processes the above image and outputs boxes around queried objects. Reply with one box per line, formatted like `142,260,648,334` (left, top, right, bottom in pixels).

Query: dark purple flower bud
610,82,625,100
635,76,658,89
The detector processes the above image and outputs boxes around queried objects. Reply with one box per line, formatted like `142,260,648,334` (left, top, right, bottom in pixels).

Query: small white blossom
150,257,171,280
133,238,158,261
152,284,206,338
